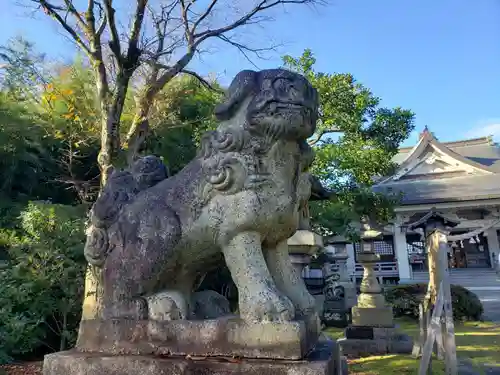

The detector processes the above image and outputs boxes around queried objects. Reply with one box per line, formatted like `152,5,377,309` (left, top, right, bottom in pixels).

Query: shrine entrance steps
411,268,499,288
412,268,500,322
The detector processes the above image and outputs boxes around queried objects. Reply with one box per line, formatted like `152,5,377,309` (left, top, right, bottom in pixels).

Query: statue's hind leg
101,205,182,320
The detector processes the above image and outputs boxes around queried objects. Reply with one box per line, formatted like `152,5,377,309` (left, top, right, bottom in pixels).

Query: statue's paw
241,288,295,323
145,291,188,321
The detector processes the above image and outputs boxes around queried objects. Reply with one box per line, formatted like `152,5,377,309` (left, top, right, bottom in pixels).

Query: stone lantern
352,228,393,327
288,230,324,278
337,222,413,357
287,175,331,314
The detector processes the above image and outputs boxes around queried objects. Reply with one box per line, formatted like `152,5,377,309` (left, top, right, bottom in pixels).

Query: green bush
385,283,483,321
0,202,87,364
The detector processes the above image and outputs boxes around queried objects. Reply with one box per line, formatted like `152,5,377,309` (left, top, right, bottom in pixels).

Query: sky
1,0,499,147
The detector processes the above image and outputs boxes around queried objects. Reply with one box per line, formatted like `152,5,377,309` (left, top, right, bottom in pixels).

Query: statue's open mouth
271,101,312,115
248,173,271,183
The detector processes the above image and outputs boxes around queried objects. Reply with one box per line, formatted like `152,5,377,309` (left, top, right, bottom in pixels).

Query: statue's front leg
264,241,317,318
222,231,295,322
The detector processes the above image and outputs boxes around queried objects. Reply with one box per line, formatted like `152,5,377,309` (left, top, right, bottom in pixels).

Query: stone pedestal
44,314,348,375
43,338,348,375
338,326,413,357
75,314,322,360
338,252,412,357
44,315,348,375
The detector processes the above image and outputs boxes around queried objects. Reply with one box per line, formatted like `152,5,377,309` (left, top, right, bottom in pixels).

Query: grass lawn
324,319,500,374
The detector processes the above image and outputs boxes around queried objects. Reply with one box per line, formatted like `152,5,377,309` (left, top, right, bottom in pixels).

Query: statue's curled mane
84,156,169,267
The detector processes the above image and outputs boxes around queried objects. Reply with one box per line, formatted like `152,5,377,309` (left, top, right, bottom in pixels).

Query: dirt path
0,362,42,375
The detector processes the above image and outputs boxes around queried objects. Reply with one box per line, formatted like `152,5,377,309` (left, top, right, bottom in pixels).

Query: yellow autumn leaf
45,93,57,102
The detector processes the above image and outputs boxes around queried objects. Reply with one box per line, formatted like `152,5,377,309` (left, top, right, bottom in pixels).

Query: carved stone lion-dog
84,68,319,323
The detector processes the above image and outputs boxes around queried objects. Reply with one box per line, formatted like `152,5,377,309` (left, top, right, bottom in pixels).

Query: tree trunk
59,311,68,352
126,95,153,165
81,266,104,320
125,51,195,164
97,72,132,184
424,230,440,310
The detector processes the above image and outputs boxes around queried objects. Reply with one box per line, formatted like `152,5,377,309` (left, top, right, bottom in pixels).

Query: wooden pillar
394,223,411,282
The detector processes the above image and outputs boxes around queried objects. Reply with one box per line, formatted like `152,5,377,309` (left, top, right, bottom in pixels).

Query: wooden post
437,230,457,375
412,303,426,358
426,230,440,307
418,228,458,375
436,320,445,360
418,285,444,375
406,210,460,375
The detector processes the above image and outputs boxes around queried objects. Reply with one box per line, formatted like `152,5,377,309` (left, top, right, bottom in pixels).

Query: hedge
384,283,483,321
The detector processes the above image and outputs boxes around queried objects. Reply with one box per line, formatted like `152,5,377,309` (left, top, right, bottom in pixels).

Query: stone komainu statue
84,68,319,323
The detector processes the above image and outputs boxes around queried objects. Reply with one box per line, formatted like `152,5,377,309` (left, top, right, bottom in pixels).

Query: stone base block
351,307,393,327
337,338,386,357
43,339,348,375
338,329,413,357
345,326,374,340
76,313,321,360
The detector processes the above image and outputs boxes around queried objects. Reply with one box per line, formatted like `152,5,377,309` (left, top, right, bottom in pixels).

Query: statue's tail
84,156,169,267
84,225,109,267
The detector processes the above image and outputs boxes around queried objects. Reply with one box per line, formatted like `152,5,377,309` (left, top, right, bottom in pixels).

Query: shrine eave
405,208,460,230
372,173,500,206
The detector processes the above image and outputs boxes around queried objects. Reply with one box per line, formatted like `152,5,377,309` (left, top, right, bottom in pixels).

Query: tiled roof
376,134,500,205
393,136,500,172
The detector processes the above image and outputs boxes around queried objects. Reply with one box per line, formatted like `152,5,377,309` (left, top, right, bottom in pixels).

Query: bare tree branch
308,129,342,146
193,0,316,46
124,0,148,70
191,0,218,35
62,0,87,30
83,0,109,100
179,0,194,45
86,1,106,37
216,34,278,68
181,69,222,92
102,0,122,59
36,0,92,56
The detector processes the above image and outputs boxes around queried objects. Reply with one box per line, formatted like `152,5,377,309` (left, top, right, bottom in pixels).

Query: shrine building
325,128,500,285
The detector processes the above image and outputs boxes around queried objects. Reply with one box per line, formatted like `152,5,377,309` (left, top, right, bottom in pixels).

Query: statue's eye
273,78,295,93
